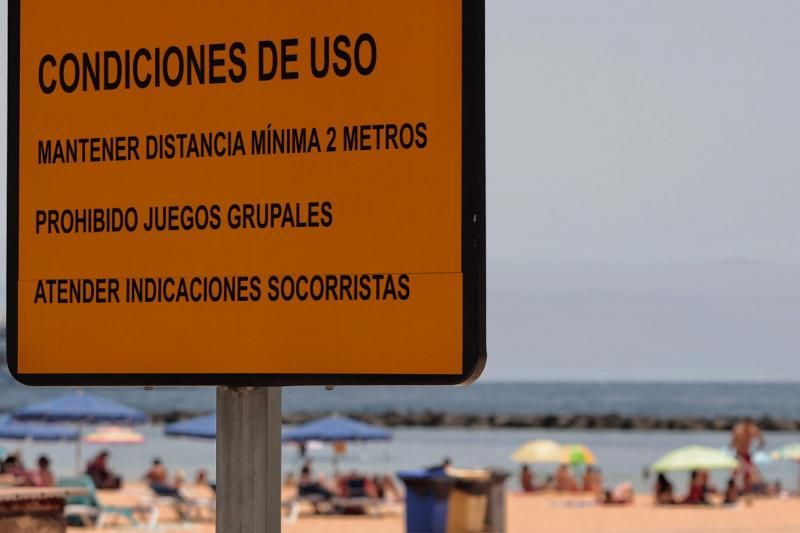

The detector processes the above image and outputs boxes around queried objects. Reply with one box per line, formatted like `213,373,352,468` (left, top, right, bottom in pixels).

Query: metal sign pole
217,386,282,532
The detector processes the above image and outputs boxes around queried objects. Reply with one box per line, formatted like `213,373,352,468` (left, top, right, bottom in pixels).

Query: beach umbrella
770,444,800,492
282,415,391,443
651,446,738,473
720,448,772,466
165,414,216,440
561,444,596,467
511,439,563,464
11,391,146,471
771,443,800,461
83,426,145,445
283,415,391,472
0,415,79,442
12,391,146,425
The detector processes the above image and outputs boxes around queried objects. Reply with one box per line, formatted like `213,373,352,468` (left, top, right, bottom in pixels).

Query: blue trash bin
398,469,455,533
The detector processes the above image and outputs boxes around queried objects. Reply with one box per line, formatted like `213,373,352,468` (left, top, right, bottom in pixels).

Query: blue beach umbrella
12,391,146,425
11,391,146,471
165,414,216,440
0,415,79,441
282,415,391,443
283,415,391,470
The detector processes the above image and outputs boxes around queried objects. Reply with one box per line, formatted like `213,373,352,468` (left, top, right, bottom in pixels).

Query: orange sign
7,0,485,385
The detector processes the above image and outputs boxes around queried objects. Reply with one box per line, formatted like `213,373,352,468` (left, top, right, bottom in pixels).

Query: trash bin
447,468,492,533
398,469,456,533
484,469,510,532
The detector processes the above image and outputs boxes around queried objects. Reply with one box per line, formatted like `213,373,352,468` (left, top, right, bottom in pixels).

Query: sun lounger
148,483,215,522
58,475,156,529
330,477,389,516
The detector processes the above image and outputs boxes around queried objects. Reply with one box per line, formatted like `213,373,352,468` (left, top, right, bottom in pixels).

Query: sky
2,1,799,381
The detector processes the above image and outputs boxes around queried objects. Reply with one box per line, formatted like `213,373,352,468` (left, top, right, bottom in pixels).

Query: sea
0,360,798,493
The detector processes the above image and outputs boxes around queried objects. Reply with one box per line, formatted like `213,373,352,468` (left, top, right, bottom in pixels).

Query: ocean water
0,369,799,419
1,367,799,493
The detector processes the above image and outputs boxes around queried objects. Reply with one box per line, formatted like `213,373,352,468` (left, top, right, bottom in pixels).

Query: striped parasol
83,426,145,445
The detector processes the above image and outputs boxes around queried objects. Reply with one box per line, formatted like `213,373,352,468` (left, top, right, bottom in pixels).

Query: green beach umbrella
651,445,738,473
561,444,596,466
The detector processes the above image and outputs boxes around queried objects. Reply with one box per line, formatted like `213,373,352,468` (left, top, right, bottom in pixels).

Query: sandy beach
75,486,800,533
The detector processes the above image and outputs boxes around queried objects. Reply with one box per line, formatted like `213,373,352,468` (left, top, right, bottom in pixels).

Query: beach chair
294,482,335,515
148,483,216,522
58,475,155,529
331,476,387,516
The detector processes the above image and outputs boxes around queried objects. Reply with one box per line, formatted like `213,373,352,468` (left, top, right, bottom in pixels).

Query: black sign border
6,0,485,387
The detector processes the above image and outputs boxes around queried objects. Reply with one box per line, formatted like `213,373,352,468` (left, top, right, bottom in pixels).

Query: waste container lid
446,467,491,480
397,470,456,499
489,469,511,482
398,469,448,480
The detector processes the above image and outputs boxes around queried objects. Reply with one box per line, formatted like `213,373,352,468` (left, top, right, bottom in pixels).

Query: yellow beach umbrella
561,444,596,466
511,439,563,464
651,446,737,473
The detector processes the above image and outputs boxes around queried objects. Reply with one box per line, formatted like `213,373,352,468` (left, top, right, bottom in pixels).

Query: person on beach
598,481,633,505
582,466,603,493
195,469,210,487
298,459,334,505
1,454,27,483
723,477,739,505
86,450,122,489
730,417,765,493
29,455,55,487
682,470,714,505
520,465,537,492
145,458,169,485
654,473,675,505
554,464,577,491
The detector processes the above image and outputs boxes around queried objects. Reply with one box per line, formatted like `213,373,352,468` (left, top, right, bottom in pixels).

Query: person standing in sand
730,418,765,493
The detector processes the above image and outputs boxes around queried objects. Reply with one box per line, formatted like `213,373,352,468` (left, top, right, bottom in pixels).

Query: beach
2,380,800,531
6,425,800,494
77,489,800,532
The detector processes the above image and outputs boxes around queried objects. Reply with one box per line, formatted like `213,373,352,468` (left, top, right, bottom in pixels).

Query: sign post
8,0,484,529
217,387,282,532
